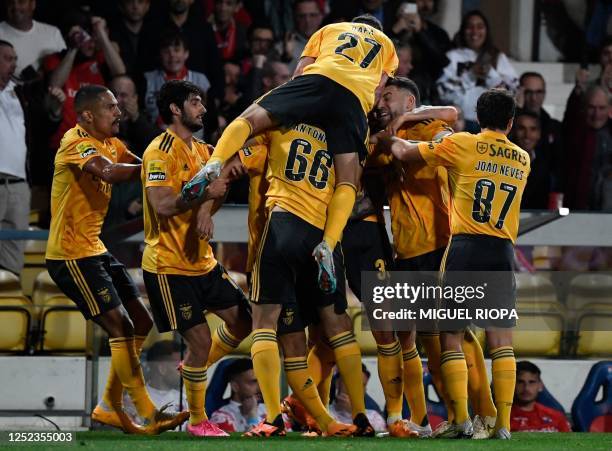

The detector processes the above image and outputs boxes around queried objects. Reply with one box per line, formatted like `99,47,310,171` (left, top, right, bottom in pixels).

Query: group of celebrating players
44,12,530,440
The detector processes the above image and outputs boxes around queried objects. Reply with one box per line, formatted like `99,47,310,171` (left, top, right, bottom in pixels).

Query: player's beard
181,111,203,133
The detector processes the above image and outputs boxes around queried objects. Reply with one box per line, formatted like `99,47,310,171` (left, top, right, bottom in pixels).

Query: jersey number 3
285,138,332,189
472,178,517,229
335,33,382,68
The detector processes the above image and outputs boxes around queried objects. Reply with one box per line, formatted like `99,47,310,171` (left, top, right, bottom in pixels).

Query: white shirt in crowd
0,20,66,75
210,400,267,432
437,47,518,122
0,80,27,179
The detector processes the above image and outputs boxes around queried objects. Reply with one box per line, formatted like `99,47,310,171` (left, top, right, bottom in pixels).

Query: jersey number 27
335,33,382,68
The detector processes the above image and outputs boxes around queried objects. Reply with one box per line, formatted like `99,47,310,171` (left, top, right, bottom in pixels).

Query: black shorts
46,253,140,320
251,211,347,335
342,219,393,300
395,247,446,272
144,264,248,333
256,74,369,163
442,234,516,329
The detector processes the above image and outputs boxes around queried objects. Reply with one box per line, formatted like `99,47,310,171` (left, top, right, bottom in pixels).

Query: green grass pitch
10,431,611,450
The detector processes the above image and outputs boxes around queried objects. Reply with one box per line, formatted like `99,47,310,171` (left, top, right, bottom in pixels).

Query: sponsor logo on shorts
179,304,193,320
282,308,294,326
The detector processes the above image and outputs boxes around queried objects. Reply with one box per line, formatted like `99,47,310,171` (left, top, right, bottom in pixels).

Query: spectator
45,10,126,150
517,72,564,207
575,37,612,98
241,23,277,77
210,0,248,63
143,32,210,129
249,59,290,100
218,61,249,128
108,0,156,78
563,84,612,210
0,40,29,275
0,0,66,79
242,0,294,40
390,0,450,102
511,361,571,432
282,0,323,72
437,10,518,132
210,359,266,432
329,364,386,432
145,0,223,100
395,42,414,77
124,340,187,419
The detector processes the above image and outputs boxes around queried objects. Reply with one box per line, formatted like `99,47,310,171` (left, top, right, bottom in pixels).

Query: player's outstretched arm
390,105,458,131
83,155,141,184
375,134,425,163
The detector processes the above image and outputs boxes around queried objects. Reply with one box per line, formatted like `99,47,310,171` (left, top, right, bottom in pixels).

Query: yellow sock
210,117,252,164
182,365,207,425
307,342,336,406
490,346,516,432
402,345,428,426
463,330,497,418
207,323,242,366
284,357,334,431
251,329,282,421
376,340,403,423
440,351,469,424
102,334,147,410
108,337,156,420
329,331,365,418
419,333,455,422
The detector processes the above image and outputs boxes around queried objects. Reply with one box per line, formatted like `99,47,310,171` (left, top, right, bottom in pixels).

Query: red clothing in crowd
511,402,571,432
43,51,107,149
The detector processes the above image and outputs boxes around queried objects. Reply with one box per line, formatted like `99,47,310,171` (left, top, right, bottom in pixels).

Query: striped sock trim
108,337,133,346
252,329,277,343
328,331,356,349
182,366,208,383
440,351,465,365
218,323,241,348
402,346,419,361
377,340,402,357
490,346,515,360
284,357,309,372
418,332,440,337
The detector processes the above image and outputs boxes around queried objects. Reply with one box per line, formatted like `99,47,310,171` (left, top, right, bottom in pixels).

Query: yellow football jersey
46,125,137,260
141,129,217,276
417,130,530,243
254,123,335,230
389,119,453,259
238,145,269,273
301,22,398,114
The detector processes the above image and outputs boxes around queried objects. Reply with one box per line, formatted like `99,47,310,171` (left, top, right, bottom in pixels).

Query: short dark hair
476,88,516,130
294,0,322,11
519,71,545,86
386,76,421,106
146,340,181,362
74,84,111,114
0,39,14,49
225,358,254,383
352,14,383,31
515,109,541,129
159,31,189,51
517,361,541,379
157,80,204,124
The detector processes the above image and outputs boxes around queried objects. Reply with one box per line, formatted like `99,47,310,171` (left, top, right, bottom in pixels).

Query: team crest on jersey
477,142,489,154
97,287,112,303
282,308,295,326
77,142,97,158
241,147,252,157
183,163,189,171
179,304,193,320
147,160,167,181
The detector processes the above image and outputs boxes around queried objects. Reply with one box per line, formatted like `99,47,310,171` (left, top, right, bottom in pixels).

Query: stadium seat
0,270,23,297
352,311,377,355
537,384,566,415
571,361,612,432
205,357,240,416
21,235,47,297
515,272,560,311
512,312,564,356
567,273,612,313
31,270,64,306
0,296,32,353
39,296,86,352
575,313,612,357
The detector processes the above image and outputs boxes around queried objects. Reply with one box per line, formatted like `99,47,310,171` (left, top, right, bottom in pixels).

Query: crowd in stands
0,0,612,270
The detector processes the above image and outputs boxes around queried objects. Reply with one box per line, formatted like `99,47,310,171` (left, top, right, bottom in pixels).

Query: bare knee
486,329,512,350
279,332,308,358
440,331,463,353
319,307,352,339
239,104,275,135
124,298,153,336
96,306,135,338
252,304,282,330
372,330,396,345
398,330,416,349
